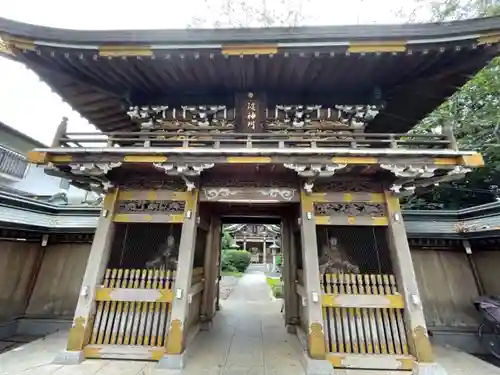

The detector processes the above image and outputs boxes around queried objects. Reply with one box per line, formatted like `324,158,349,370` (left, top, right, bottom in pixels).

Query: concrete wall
0,241,40,323
26,243,91,318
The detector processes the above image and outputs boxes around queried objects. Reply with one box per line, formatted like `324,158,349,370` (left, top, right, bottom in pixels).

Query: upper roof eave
2,16,500,47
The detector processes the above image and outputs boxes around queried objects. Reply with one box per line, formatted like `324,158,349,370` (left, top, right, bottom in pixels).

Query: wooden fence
89,268,175,347
321,273,408,356
297,270,414,370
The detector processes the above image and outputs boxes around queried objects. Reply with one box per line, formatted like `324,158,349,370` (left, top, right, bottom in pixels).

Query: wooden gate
84,268,175,360
321,273,414,371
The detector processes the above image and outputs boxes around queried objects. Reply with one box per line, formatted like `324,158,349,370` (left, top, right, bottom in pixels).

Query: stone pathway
1,267,500,374
219,275,240,300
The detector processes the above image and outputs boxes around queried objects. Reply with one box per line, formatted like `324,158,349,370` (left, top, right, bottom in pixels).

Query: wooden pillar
283,217,299,329
208,217,221,319
300,190,327,360
200,218,215,329
384,191,434,363
163,189,199,366
200,215,217,328
54,188,118,364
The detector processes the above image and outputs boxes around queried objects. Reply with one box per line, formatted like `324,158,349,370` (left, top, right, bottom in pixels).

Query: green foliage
221,231,235,250
399,0,500,209
266,277,284,298
221,250,251,273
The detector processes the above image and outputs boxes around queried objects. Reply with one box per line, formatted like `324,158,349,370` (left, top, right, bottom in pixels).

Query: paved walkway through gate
1,265,500,374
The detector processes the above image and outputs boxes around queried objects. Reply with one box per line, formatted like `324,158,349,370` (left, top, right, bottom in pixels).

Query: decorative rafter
380,164,437,178
154,162,215,191
69,162,122,176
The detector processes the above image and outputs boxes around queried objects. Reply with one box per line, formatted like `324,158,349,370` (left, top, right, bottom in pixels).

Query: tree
189,0,310,28
398,0,500,209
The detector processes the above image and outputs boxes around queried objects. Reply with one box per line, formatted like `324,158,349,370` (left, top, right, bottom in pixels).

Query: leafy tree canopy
398,0,500,209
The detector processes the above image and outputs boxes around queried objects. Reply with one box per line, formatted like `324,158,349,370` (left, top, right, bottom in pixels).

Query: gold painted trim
117,190,187,201
222,44,278,55
123,155,168,163
103,188,119,211
315,216,388,226
26,151,47,164
478,32,500,45
309,192,385,203
3,36,36,51
348,41,406,53
460,153,484,167
113,213,184,223
99,45,153,57
66,316,89,351
300,191,315,212
226,156,272,163
308,322,327,359
327,353,415,370
95,287,174,303
433,157,457,165
322,293,405,309
385,194,401,213
0,39,14,56
331,156,378,164
83,346,102,358
165,319,184,354
50,155,73,163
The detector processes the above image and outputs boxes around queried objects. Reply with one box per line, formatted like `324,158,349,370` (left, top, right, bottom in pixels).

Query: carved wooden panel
117,200,185,214
314,179,383,193
314,203,386,217
201,187,298,202
119,179,185,191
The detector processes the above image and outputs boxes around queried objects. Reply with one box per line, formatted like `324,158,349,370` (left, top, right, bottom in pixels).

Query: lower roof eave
35,147,478,157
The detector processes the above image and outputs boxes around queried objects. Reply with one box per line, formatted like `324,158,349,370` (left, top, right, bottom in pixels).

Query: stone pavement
1,265,500,374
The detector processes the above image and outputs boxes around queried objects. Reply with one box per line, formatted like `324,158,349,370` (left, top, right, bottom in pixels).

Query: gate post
283,217,299,331
200,215,216,329
160,189,199,369
384,191,447,375
53,188,119,365
299,191,333,374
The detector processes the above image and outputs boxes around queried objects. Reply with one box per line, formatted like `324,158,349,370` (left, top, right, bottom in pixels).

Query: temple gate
2,13,500,375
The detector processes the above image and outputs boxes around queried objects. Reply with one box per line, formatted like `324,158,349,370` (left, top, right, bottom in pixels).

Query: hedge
221,250,251,273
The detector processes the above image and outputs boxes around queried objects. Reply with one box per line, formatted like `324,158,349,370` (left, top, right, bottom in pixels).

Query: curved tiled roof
1,17,500,133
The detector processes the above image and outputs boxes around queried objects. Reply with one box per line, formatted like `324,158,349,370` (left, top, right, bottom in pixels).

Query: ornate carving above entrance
314,202,386,217
201,178,296,189
117,200,186,214
201,187,298,202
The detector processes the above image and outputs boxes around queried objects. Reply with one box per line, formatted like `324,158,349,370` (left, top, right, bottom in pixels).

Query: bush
221,250,251,273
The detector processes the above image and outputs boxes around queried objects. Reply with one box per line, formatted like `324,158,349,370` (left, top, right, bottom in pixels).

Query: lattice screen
316,226,393,275
108,223,182,269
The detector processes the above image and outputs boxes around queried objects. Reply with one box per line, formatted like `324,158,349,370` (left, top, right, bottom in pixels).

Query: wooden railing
55,131,452,150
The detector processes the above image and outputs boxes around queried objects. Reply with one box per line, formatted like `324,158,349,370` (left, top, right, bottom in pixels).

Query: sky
0,0,420,145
